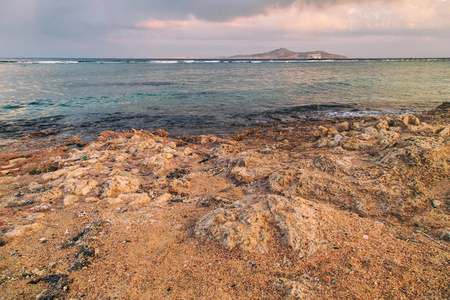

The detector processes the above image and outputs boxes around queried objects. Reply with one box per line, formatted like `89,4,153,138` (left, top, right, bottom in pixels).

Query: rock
431,200,442,208
102,175,141,198
376,120,389,131
392,115,409,127
85,197,100,203
364,127,378,135
65,167,89,179
352,122,360,130
160,152,174,159
334,134,343,142
437,127,449,137
63,195,79,206
410,116,420,126
156,193,172,203
166,142,177,149
74,180,99,196
144,155,167,168
195,195,325,255
440,231,450,241
315,137,329,148
268,171,294,194
183,147,193,156
336,122,350,132
5,223,40,237
341,137,360,151
230,167,255,183
327,128,339,138
155,129,170,137
313,126,328,138
379,139,390,147
117,193,151,206
402,115,410,126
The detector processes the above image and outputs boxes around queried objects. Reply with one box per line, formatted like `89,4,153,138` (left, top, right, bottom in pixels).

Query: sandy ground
0,103,449,299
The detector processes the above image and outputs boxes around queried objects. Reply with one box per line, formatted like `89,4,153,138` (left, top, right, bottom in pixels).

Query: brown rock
102,175,141,198
313,126,328,138
74,179,99,196
341,137,361,151
195,195,325,255
336,122,350,132
230,167,255,183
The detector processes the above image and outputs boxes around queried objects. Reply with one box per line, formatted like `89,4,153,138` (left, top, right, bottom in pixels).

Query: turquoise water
0,59,448,139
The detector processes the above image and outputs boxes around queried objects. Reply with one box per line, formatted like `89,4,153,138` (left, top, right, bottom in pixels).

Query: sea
0,58,448,140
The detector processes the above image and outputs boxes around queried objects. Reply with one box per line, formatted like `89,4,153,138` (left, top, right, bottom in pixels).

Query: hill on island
228,48,348,59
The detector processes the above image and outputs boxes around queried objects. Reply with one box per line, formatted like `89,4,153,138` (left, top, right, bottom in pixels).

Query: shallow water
0,59,448,139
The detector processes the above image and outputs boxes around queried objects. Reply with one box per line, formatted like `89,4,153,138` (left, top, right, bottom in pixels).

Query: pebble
431,200,442,208
440,231,450,241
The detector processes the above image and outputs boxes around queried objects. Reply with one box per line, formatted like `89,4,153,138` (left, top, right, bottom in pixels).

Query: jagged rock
315,137,329,148
268,171,295,194
376,120,389,131
115,193,151,206
65,167,89,179
336,122,350,132
437,127,449,137
166,142,177,149
155,193,172,203
74,180,99,196
230,167,255,183
364,127,378,135
5,223,40,237
183,147,193,156
327,128,339,138
63,195,79,206
431,200,442,208
314,126,328,138
411,116,421,126
102,175,141,198
341,137,361,151
195,195,325,255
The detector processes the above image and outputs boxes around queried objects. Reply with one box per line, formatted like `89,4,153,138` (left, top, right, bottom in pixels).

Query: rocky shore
0,103,449,299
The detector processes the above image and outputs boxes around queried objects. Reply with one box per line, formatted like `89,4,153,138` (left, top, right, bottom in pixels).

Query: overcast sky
0,0,449,58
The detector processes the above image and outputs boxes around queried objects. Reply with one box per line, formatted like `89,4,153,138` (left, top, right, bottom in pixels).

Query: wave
149,60,178,64
21,60,79,64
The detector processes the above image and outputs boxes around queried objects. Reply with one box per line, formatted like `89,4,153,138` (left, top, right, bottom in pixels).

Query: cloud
0,0,448,57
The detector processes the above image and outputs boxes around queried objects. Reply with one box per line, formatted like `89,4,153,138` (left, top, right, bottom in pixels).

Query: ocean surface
0,58,448,140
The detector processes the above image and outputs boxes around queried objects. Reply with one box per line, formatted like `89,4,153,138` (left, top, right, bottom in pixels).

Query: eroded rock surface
0,104,448,299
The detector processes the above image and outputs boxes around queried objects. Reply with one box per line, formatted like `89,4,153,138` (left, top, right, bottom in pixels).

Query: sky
0,0,449,58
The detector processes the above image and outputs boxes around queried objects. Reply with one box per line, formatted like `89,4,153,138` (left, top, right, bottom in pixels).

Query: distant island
224,48,348,60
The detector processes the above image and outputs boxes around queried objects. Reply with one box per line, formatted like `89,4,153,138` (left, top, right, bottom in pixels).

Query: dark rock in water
31,130,60,137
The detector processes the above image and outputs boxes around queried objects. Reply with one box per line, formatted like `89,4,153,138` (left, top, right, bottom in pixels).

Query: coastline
0,103,449,298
